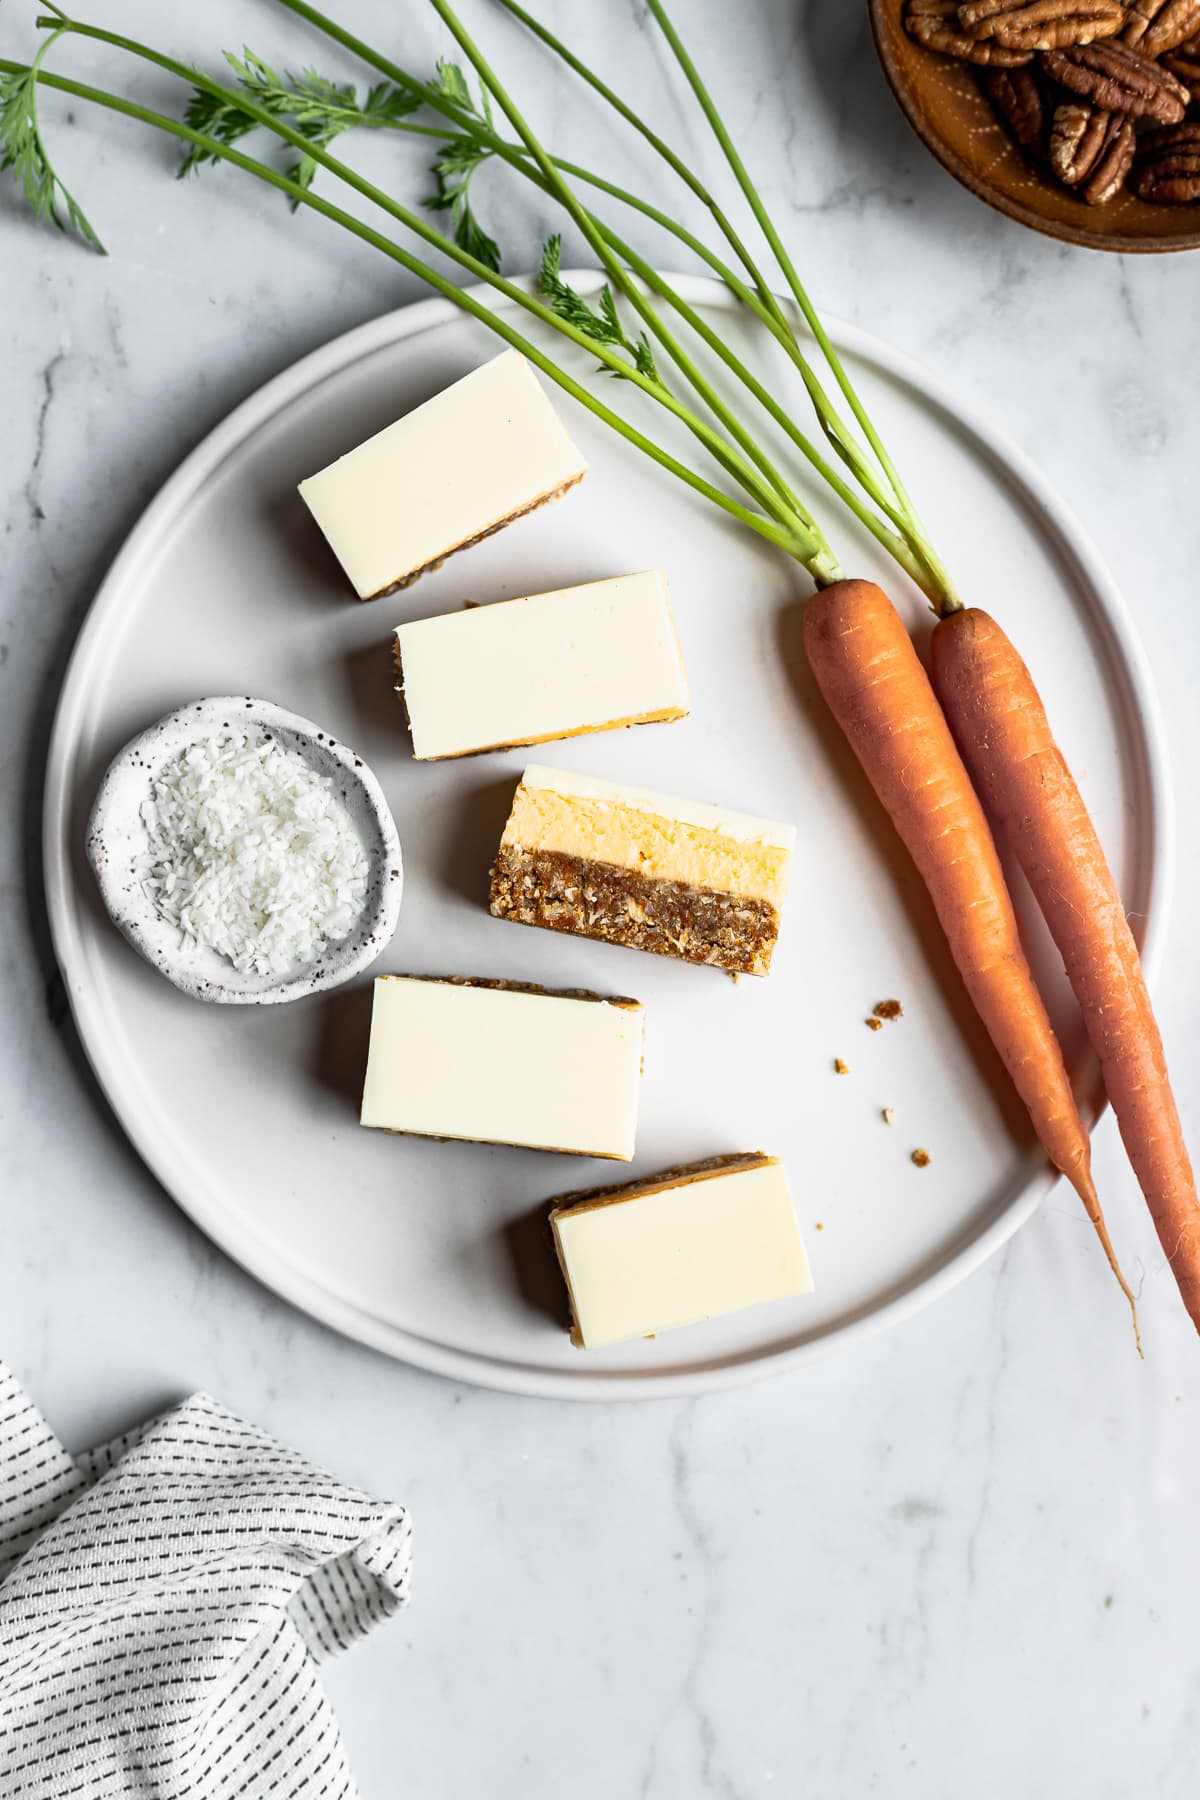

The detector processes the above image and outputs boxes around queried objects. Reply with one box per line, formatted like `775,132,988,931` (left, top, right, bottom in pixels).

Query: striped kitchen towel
0,1363,412,1798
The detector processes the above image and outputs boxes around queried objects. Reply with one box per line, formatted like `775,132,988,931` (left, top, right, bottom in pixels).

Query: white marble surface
3,2,1200,1793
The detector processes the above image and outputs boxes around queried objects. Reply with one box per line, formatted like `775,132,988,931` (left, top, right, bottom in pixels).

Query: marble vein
23,350,65,528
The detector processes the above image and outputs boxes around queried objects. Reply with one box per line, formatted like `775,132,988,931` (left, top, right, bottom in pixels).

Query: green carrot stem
226,43,929,586
12,4,947,600
274,0,801,344
454,0,790,329
198,0,920,567
266,0,941,589
600,241,940,595
254,0,811,529
468,0,949,600
271,0,790,344
278,0,870,463
478,0,949,601
426,0,814,527
0,54,839,577
642,0,957,609
41,16,819,541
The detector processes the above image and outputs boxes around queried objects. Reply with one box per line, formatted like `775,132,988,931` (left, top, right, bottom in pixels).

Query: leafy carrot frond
539,234,660,385
429,56,493,127
422,133,501,271
179,49,419,205
177,79,258,177
418,57,502,266
0,34,104,250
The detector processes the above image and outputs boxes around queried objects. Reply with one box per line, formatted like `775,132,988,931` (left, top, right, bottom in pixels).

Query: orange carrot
933,606,1198,1333
804,579,1137,1330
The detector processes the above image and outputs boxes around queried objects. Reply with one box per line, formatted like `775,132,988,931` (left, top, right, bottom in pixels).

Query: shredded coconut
141,732,369,976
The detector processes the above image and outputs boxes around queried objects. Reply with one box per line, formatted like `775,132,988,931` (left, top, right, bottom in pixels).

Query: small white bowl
86,696,403,1004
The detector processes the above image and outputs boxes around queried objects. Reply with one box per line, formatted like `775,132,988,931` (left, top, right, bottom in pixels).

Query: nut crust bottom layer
489,844,781,976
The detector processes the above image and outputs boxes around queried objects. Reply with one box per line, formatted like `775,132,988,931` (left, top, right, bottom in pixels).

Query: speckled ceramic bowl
86,696,403,1004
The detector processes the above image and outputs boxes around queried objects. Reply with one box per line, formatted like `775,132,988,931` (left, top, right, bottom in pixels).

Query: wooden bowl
868,0,1200,253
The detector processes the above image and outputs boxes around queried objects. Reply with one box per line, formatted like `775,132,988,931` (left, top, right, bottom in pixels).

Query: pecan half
1049,101,1114,181
959,0,1126,49
905,0,1035,61
982,66,1048,154
1039,40,1191,119
1048,101,1135,200
981,64,1048,150
1160,37,1200,99
1121,0,1200,55
1131,121,1200,201
1082,116,1135,201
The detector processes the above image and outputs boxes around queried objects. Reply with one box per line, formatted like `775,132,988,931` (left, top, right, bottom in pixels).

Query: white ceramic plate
44,278,1171,1400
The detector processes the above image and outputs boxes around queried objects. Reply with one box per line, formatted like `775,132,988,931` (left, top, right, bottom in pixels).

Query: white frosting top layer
360,976,644,1160
299,351,587,598
396,570,688,759
552,1158,813,1349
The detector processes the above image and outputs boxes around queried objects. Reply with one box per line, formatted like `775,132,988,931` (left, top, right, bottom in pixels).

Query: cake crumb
911,1147,931,1168
815,1221,825,1231
873,999,904,1022
882,1107,896,1126
865,1016,883,1032
834,1057,849,1075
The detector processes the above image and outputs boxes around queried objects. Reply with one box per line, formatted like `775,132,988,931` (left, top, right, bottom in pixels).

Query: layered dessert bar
298,351,588,599
549,1154,812,1349
360,974,644,1159
394,569,689,760
489,765,795,976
